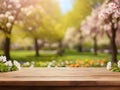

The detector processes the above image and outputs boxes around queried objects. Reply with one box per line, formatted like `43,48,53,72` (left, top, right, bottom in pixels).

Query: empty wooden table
0,68,120,90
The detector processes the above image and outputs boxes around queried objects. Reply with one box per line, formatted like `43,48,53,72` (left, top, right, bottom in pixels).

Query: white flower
107,62,112,66
13,60,21,70
8,15,15,22
106,62,112,70
30,64,34,68
5,61,13,67
23,62,30,66
5,11,11,17
6,23,12,28
47,62,52,68
0,14,5,19
0,56,7,62
117,60,120,68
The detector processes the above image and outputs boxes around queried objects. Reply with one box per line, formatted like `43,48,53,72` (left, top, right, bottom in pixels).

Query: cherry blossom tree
81,8,101,55
0,0,37,59
99,0,120,64
0,0,22,59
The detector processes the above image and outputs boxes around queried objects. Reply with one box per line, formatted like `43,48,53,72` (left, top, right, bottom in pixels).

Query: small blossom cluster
21,61,34,68
106,60,120,72
0,56,21,72
98,0,120,38
106,62,112,70
99,0,120,21
0,0,21,29
81,8,100,37
0,13,15,28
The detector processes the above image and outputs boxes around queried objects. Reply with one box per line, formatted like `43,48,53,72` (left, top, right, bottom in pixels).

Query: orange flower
85,64,89,67
70,64,74,67
100,60,106,66
89,60,94,65
78,60,84,65
75,64,80,67
101,59,106,63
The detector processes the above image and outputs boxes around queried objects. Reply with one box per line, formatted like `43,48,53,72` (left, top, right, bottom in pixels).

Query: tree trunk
106,31,111,54
78,35,83,52
4,36,11,60
77,44,82,52
57,40,64,56
93,35,98,55
34,38,39,56
111,25,117,64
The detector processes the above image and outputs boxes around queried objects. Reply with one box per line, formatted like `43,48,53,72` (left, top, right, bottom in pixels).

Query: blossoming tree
81,8,101,55
19,0,62,56
20,5,45,56
0,0,39,59
0,0,22,59
99,0,120,64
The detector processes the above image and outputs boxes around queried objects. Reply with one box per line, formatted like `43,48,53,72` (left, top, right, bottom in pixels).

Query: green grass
0,49,120,62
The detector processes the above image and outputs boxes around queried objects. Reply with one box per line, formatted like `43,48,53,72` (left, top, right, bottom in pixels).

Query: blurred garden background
0,0,120,67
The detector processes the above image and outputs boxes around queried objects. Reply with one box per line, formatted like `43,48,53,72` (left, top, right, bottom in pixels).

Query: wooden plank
0,86,120,90
0,68,120,87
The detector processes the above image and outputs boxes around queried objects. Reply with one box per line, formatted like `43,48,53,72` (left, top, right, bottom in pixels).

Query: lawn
0,50,112,62
0,50,120,67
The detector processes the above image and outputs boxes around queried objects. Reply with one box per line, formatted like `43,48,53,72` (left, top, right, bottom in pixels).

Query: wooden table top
0,68,120,86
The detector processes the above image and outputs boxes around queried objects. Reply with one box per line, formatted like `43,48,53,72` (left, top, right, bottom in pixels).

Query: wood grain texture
1,86,120,90
0,68,120,90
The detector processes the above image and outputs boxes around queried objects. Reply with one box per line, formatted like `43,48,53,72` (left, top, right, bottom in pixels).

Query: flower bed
0,56,20,72
1,55,120,72
21,59,107,68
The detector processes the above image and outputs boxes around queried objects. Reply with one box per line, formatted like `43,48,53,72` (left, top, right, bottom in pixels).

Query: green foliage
62,0,104,30
10,65,19,71
17,0,64,43
111,64,120,72
0,62,9,72
0,62,18,72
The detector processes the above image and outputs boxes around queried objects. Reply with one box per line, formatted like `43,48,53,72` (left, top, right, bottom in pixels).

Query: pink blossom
99,0,120,21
